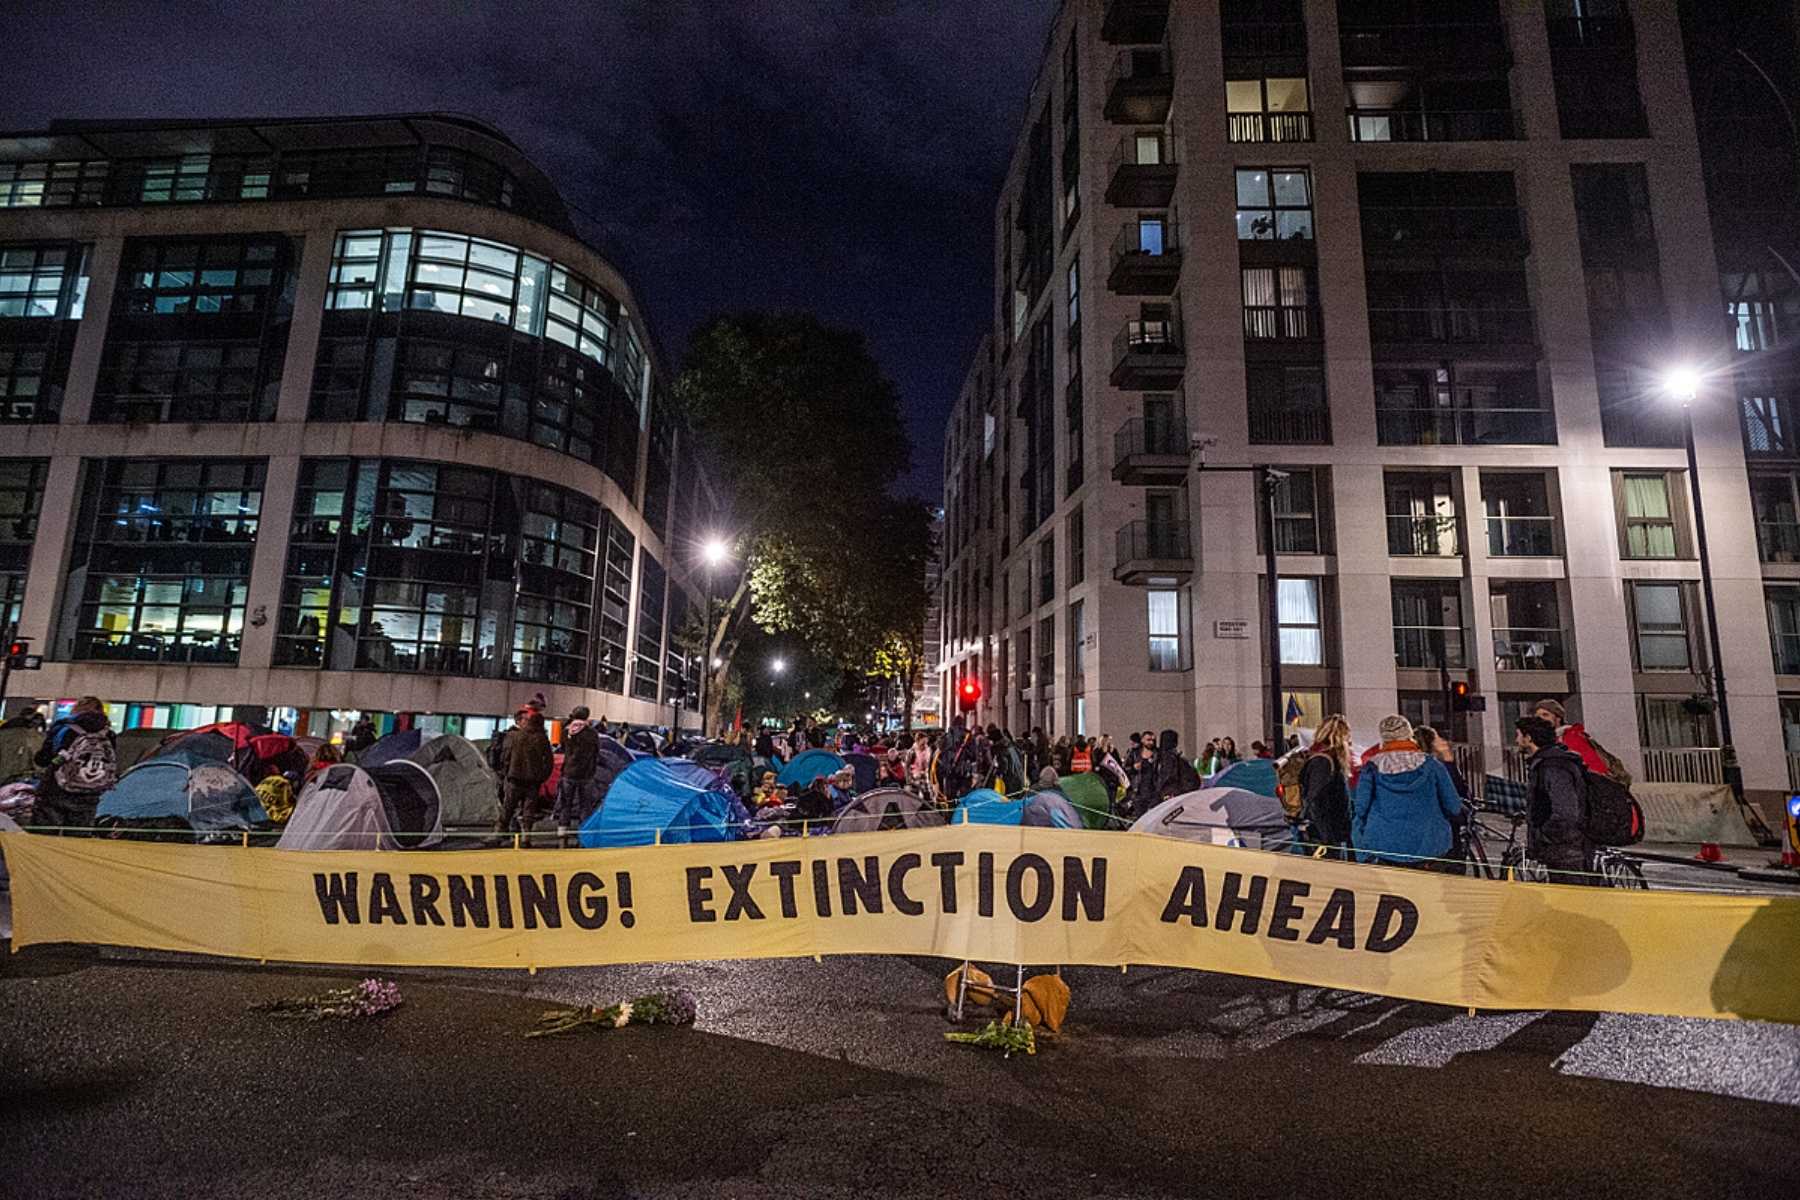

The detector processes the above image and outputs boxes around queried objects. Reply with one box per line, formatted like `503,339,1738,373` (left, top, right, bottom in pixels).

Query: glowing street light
771,657,786,675
701,536,730,567
1664,365,1703,405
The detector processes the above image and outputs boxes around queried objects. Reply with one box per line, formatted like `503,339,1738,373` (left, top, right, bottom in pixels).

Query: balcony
1101,0,1169,44
1111,319,1184,389
1486,515,1558,557
1248,404,1331,445
1393,626,1465,670
1243,304,1321,343
1742,394,1800,458
1386,514,1461,558
1339,22,1510,71
1227,111,1315,144
1347,108,1519,142
1375,406,1556,446
1494,627,1567,672
1759,521,1800,564
1367,307,1537,352
1114,519,1192,585
1641,748,1723,786
1105,49,1173,124
1109,221,1182,295
1360,204,1526,249
1113,418,1189,485
1222,19,1308,59
1106,133,1179,207
1600,403,1684,449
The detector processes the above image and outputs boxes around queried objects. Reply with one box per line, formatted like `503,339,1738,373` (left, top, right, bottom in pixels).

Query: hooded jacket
1351,741,1462,865
1525,741,1591,873
1151,730,1202,804
561,719,599,782
502,718,554,785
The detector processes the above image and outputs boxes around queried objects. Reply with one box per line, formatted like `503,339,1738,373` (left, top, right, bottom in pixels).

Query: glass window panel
1226,80,1263,114
1265,78,1309,112
1236,169,1270,207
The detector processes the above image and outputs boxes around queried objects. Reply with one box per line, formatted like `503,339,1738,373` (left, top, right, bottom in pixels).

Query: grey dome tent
831,787,948,834
278,761,444,851
1129,787,1295,852
407,734,498,827
1022,788,1084,830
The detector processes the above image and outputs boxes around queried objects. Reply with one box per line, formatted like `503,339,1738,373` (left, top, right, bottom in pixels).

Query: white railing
1641,747,1724,785
1788,752,1800,791
1452,743,1485,797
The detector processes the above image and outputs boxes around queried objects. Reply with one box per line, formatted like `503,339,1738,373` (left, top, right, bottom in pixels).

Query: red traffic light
956,677,981,710
6,641,23,659
1451,681,1469,699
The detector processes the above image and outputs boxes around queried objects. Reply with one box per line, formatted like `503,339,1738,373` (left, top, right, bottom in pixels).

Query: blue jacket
1352,744,1463,866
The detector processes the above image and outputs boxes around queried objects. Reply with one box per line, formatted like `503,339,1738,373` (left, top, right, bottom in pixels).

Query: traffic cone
1781,848,1799,869
1696,842,1724,863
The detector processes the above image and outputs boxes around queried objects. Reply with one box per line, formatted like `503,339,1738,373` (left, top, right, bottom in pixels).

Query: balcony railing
1111,320,1185,389
1393,626,1466,670
1376,406,1556,446
1361,205,1525,245
1600,405,1685,449
1494,627,1566,671
1788,752,1800,791
1248,405,1331,445
1348,108,1519,142
1105,49,1173,124
1106,133,1179,206
1339,21,1510,68
1487,515,1557,557
1114,417,1187,462
1757,521,1800,563
1242,304,1320,340
73,629,243,665
1228,111,1315,144
1386,514,1460,557
1109,221,1182,294
1221,19,1308,58
1115,519,1193,584
1642,747,1723,786
1367,307,1536,346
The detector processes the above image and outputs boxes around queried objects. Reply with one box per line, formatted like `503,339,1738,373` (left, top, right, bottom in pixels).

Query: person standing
346,715,378,755
495,705,554,841
1299,715,1354,857
1150,729,1202,804
1070,738,1092,774
1515,715,1595,884
1351,715,1462,869
1533,698,1629,783
32,696,117,834
554,705,601,847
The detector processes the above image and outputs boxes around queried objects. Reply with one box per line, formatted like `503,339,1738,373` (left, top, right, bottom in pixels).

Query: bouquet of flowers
250,978,403,1020
527,990,698,1038
945,1019,1037,1058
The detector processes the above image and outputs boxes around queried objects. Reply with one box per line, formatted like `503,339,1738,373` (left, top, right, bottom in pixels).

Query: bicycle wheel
1597,851,1648,890
1462,828,1493,879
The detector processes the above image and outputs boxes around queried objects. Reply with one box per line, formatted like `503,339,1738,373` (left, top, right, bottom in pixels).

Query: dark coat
502,722,555,786
561,722,600,782
1525,742,1592,880
1299,752,1351,849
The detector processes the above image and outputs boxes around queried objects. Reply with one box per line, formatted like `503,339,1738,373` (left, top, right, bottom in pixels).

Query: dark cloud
8,0,1056,497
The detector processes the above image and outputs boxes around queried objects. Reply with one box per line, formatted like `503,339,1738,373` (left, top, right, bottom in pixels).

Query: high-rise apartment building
0,115,713,740
940,0,1798,819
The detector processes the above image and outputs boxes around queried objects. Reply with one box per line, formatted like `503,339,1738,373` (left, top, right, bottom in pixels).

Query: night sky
9,0,1059,499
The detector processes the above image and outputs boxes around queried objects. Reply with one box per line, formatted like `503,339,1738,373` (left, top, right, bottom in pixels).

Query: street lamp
698,536,730,740
1664,365,1743,803
772,657,786,675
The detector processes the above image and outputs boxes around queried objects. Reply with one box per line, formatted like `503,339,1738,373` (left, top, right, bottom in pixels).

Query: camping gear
0,779,36,823
95,748,267,834
1056,772,1114,830
277,761,445,851
158,721,262,757
408,734,499,827
579,758,746,848
1130,786,1295,852
1207,758,1279,798
956,787,1021,825
360,728,425,769
777,748,846,789
255,776,296,824
843,751,880,794
1023,789,1084,829
831,787,948,834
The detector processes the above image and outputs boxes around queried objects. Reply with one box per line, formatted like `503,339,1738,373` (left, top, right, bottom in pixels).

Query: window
1376,365,1554,447
1235,168,1313,240
1067,256,1080,326
0,244,88,318
1226,76,1313,143
1137,214,1167,255
1068,505,1086,586
1038,535,1056,605
0,459,47,632
1740,388,1798,456
1269,467,1323,554
1618,472,1680,558
1491,581,1566,670
596,517,635,693
1630,582,1691,670
1571,164,1656,255
1148,588,1183,671
1385,472,1460,557
1392,580,1464,669
97,340,271,424
120,238,280,316
1597,366,1683,448
1483,472,1556,557
1069,599,1087,685
1241,266,1316,338
1640,696,1716,749
1752,474,1800,562
1278,577,1324,665
1038,614,1056,689
1247,365,1329,444
1,242,89,425
633,552,667,701
514,483,601,684
1723,268,1799,353
1767,587,1800,675
0,159,108,208
1134,131,1165,165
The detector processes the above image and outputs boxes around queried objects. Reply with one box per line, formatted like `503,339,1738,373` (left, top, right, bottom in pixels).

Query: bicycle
1456,802,1542,881
1590,845,1649,889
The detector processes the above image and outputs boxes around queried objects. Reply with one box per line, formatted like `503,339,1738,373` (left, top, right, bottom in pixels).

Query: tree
676,313,912,735
845,499,935,731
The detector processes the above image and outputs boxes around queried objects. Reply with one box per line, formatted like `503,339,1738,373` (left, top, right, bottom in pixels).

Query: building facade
939,0,1799,815
0,115,712,741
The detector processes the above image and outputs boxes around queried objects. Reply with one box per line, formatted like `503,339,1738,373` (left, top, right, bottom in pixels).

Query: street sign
1213,619,1250,639
18,655,40,670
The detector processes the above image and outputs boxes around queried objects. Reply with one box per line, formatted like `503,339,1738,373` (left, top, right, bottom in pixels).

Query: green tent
1057,771,1114,830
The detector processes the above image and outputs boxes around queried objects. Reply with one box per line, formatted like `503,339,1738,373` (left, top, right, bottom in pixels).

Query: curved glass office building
0,114,711,739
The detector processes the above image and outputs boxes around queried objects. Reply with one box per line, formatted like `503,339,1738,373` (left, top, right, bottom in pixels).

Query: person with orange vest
1070,738,1092,774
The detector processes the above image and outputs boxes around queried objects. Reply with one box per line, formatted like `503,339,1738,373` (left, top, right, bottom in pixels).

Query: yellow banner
6,828,1798,1024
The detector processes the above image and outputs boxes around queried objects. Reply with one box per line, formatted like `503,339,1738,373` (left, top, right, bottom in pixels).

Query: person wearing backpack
1515,715,1596,885
32,696,117,835
1533,698,1630,785
1297,715,1354,857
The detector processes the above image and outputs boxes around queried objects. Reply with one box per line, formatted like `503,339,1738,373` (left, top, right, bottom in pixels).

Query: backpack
1586,734,1633,788
1582,769,1645,846
1276,754,1309,820
55,728,118,795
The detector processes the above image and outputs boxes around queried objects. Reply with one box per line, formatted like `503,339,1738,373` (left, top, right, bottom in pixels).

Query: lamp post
699,537,729,739
1665,367,1743,802
1194,455,1291,753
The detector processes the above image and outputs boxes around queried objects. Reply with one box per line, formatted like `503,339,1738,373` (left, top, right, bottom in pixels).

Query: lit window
1148,589,1182,671
1620,472,1678,558
1631,582,1689,670
1235,168,1313,240
1278,578,1324,666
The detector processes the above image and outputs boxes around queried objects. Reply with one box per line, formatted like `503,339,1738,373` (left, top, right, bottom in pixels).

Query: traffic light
1450,681,1486,712
956,677,981,712
5,639,28,669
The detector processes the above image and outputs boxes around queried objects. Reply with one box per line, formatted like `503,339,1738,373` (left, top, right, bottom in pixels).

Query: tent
843,751,880,794
1208,758,1279,798
159,721,261,756
579,758,746,848
1023,789,1085,829
95,748,267,834
831,787,949,834
359,728,424,768
693,742,755,796
1130,786,1295,852
408,734,498,827
957,786,1085,829
277,761,445,851
778,748,845,789
1056,772,1114,830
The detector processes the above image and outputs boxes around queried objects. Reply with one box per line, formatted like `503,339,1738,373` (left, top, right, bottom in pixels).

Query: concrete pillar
14,455,84,649
275,230,336,424
236,453,300,670
57,236,124,425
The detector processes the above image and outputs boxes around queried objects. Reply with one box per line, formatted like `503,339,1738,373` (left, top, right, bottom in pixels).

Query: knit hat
1534,698,1566,722
1377,714,1413,742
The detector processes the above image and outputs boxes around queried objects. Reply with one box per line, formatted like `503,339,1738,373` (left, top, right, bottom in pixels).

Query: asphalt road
4,942,1796,1200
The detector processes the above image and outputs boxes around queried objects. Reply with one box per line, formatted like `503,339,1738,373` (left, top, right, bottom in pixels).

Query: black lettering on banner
1306,888,1357,948
837,856,884,916
721,863,765,921
977,851,995,918
1367,893,1419,954
1006,853,1054,922
768,860,802,918
567,872,607,930
930,851,963,913
368,872,406,925
1062,856,1106,922
1215,872,1267,935
448,875,489,928
313,872,360,925
408,874,446,926
1159,866,1210,926
518,874,562,930
687,866,718,923
1267,878,1311,942
811,859,832,917
887,853,924,916
494,874,515,929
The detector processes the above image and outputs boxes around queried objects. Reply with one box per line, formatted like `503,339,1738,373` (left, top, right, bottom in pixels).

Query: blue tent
359,728,424,768
777,748,845,789
955,787,1022,825
579,758,747,848
96,749,266,833
1208,758,1279,798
